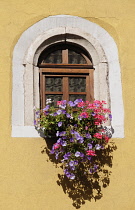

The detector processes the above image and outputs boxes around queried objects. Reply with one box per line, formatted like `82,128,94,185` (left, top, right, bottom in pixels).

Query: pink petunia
53,143,61,149
93,133,103,139
77,102,85,107
104,136,110,143
86,150,96,156
80,112,89,118
57,101,62,105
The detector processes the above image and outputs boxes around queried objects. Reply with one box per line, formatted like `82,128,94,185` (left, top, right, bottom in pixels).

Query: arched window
38,44,94,108
12,15,124,137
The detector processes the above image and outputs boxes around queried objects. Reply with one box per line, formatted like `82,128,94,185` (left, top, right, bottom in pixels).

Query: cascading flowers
35,99,112,180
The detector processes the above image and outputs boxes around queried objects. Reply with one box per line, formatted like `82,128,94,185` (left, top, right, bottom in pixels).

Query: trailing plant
35,99,112,180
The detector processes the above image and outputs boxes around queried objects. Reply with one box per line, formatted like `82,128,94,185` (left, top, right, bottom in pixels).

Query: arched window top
38,44,92,65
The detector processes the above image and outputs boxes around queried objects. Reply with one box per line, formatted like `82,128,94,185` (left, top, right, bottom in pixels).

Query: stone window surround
12,15,124,138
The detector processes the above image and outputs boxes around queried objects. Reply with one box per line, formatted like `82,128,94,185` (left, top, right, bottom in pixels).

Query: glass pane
46,77,62,92
43,50,62,63
69,77,86,92
68,50,86,64
69,94,86,102
46,95,63,107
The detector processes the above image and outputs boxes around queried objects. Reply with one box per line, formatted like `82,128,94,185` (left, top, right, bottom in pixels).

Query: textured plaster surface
0,0,135,210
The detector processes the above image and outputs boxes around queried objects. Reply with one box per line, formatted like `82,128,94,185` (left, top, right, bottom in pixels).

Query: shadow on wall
42,138,117,209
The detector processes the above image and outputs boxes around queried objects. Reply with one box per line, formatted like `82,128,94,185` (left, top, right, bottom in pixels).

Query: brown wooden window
38,44,94,108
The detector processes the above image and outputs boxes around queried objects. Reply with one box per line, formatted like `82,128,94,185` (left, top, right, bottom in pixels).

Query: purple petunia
70,137,74,142
57,138,62,144
86,133,92,139
61,141,67,146
70,130,75,135
78,116,82,120
58,121,62,127
109,114,112,120
59,100,67,109
43,105,50,111
87,143,92,149
57,109,62,115
75,151,81,157
74,160,78,165
56,131,60,137
50,149,55,154
59,131,66,136
68,101,76,107
70,173,75,180
55,152,59,160
74,132,84,143
64,169,75,179
70,166,75,171
35,110,40,116
63,152,71,160
61,110,66,114
69,161,75,167
74,99,83,105
95,144,101,150
53,112,58,116
91,112,96,116
78,136,84,143
87,156,92,161
66,113,71,118
90,164,98,173
80,153,84,158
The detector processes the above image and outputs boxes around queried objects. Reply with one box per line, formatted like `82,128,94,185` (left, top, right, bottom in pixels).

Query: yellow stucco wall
0,0,135,209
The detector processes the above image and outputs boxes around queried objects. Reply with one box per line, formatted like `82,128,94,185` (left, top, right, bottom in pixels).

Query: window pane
68,50,86,64
46,95,63,107
69,77,86,92
69,94,86,102
43,50,62,63
46,77,62,92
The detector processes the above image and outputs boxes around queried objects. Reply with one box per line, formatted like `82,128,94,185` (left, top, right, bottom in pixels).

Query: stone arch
12,15,124,137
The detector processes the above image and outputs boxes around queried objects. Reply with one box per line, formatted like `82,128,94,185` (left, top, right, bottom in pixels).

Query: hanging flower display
35,99,112,180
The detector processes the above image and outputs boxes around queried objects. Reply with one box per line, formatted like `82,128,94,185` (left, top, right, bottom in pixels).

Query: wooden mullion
45,74,88,77
86,75,90,101
39,64,93,69
89,69,94,102
69,92,86,95
43,75,45,108
45,91,63,94
62,49,68,64
63,77,69,101
39,70,44,109
41,68,90,73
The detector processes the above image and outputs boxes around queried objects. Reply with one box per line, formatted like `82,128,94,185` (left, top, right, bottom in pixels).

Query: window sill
12,125,124,138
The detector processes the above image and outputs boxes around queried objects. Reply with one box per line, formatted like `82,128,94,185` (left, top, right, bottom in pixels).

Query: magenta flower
53,143,61,150
86,150,96,156
80,112,89,118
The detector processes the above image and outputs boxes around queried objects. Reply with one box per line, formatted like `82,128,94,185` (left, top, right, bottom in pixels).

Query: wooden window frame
38,45,94,108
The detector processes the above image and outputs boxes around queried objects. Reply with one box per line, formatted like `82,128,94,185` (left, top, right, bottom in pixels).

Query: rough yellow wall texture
0,0,135,209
